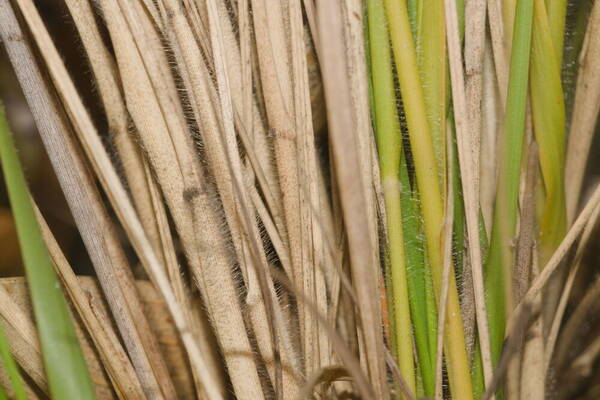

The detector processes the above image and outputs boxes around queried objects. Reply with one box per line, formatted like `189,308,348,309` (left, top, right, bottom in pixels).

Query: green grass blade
367,0,416,395
485,0,535,366
0,322,27,400
0,103,96,400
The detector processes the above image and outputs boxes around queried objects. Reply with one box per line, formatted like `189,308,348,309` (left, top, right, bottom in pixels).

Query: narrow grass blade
485,0,535,367
0,104,95,399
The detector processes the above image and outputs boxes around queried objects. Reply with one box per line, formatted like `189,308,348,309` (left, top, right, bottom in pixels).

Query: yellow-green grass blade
0,321,27,400
0,104,96,400
367,0,416,395
531,0,567,265
383,1,474,398
485,0,535,367
544,0,568,66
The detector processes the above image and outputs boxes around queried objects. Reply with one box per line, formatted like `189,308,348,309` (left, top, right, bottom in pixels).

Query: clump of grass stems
0,0,598,399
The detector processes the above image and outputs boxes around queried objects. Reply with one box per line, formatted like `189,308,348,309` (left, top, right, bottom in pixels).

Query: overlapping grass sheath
367,0,415,395
486,0,535,366
0,104,96,400
383,1,473,399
